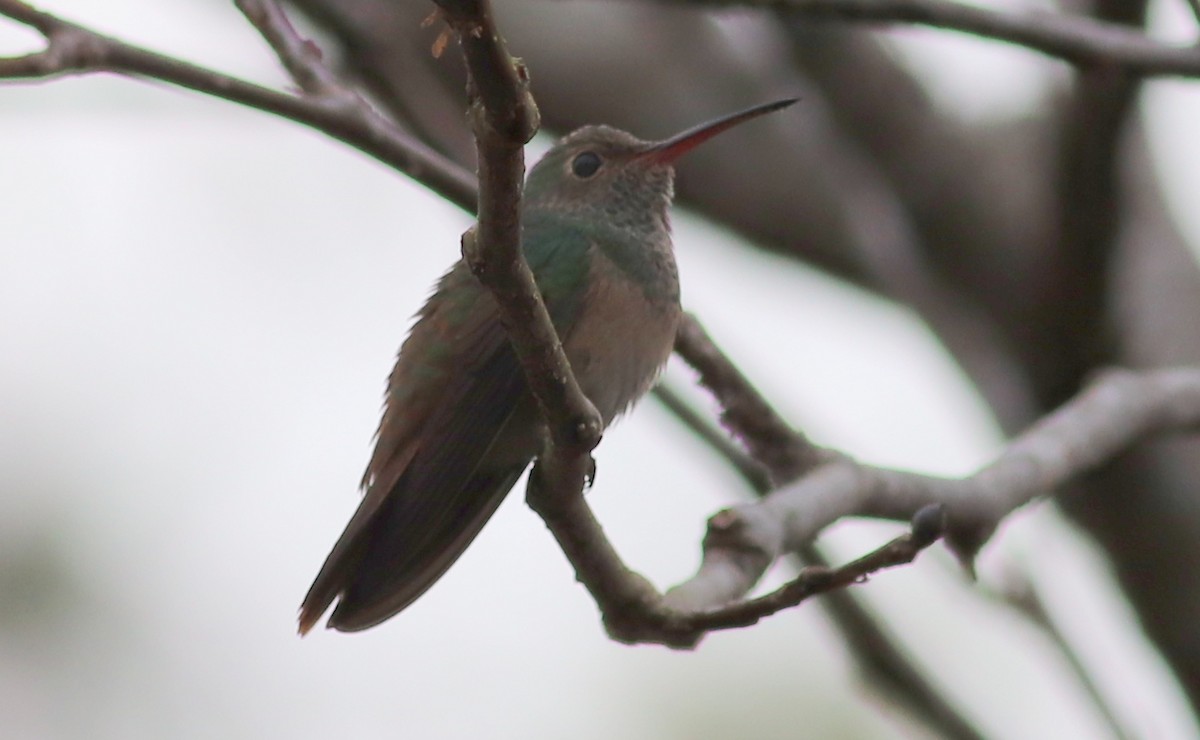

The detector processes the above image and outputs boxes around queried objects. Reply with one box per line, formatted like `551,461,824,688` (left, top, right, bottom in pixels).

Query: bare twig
623,506,945,645
657,0,1200,76
652,383,774,493
673,314,826,479
668,367,1200,613
986,565,1131,740
657,348,984,740
236,0,342,96
807,547,985,740
0,0,476,211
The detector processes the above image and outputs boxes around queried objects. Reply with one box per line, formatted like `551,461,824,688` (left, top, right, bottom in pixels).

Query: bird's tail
298,464,526,635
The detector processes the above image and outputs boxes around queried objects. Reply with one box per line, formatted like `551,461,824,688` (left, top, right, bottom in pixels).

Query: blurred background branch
670,0,1200,75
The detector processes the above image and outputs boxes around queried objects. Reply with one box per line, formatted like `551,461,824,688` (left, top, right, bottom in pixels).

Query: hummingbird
298,98,795,635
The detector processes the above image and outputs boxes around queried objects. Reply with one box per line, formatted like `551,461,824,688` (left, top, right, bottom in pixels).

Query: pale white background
1,1,1199,738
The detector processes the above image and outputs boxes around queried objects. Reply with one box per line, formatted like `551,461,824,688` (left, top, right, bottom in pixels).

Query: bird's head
522,98,797,234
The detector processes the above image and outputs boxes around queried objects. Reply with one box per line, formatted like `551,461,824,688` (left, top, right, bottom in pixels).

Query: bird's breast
562,247,680,425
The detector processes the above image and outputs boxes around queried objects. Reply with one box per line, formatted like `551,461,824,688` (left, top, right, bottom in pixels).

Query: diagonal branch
620,506,946,645
672,314,826,480
984,560,1130,739
668,366,1200,615
659,327,985,740
652,383,774,493
236,0,343,96
0,0,477,211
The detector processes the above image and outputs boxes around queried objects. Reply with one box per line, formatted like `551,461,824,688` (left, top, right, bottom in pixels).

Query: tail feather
299,252,576,634
330,466,525,631
298,464,526,634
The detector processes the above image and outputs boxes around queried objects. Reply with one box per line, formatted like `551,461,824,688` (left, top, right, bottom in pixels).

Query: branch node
460,225,482,273
910,504,947,547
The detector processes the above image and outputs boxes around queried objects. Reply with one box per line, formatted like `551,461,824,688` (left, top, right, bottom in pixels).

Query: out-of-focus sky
1,2,1198,738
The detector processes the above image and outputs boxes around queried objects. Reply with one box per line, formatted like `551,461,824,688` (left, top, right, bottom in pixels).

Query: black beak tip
767,97,800,113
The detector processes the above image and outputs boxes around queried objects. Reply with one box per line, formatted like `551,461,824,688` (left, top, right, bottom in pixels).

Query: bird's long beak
639,98,797,165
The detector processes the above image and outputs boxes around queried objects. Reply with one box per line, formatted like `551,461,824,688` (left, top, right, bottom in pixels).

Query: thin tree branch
656,362,984,740
654,0,1200,76
652,383,774,493
0,0,477,211
636,506,945,643
985,564,1131,740
673,314,826,480
668,367,1200,614
806,545,985,740
236,0,342,96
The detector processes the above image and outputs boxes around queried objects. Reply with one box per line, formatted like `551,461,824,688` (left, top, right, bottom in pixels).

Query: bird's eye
571,151,602,179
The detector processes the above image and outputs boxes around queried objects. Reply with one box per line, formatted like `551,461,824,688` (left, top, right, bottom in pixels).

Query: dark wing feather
298,284,531,633
298,227,592,634
325,337,534,631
